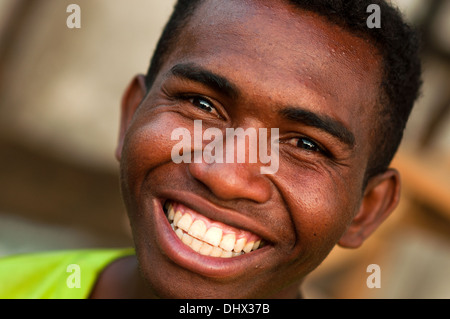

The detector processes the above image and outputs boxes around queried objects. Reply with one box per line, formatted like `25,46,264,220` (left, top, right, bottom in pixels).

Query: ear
115,74,147,161
338,169,401,248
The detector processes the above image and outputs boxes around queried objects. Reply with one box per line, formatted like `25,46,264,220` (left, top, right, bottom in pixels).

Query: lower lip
151,198,271,279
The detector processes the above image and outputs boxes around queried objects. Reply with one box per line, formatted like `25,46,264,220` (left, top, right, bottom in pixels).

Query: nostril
187,161,272,203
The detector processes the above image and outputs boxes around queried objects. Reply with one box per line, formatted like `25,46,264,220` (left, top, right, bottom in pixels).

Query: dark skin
90,0,400,298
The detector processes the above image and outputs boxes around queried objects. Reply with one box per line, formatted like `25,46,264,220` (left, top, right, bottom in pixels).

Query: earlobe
338,169,401,248
115,74,147,161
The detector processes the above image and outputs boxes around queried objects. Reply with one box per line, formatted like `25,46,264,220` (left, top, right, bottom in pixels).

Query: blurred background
0,0,449,298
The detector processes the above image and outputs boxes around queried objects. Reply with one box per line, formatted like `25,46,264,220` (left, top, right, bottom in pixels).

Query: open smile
150,192,273,279
163,200,266,258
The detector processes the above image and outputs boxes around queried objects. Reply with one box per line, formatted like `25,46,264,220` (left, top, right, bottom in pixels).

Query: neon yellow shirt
0,248,134,299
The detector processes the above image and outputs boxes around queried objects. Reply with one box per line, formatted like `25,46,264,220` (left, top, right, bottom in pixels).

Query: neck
89,255,157,299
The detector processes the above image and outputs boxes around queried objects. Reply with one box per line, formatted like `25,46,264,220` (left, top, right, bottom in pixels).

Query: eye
296,137,321,152
285,136,328,155
189,96,215,113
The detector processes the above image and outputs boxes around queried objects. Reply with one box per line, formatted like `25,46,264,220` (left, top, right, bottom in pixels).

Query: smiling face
117,0,400,298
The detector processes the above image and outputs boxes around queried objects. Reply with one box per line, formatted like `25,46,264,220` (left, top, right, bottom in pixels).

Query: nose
187,125,273,203
188,160,272,203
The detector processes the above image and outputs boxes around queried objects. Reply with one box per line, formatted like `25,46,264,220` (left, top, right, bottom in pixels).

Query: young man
0,0,421,299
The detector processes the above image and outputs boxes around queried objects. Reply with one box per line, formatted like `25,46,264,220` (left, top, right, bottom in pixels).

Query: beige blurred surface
0,0,449,298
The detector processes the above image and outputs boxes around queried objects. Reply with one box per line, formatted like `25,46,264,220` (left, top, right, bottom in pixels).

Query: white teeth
252,240,261,251
177,213,193,232
243,241,255,253
175,227,184,240
219,233,236,252
191,238,203,252
210,246,223,257
188,220,207,240
203,227,223,247
234,237,246,253
168,205,175,221
173,226,264,257
173,210,183,226
221,250,233,258
199,243,213,256
165,202,265,258
181,233,193,245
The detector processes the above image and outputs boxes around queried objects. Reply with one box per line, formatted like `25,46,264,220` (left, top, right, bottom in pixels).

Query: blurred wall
0,0,449,298
0,0,176,169
0,0,176,253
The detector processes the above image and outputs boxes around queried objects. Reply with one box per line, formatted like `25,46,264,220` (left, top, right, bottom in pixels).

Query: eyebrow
170,63,240,99
280,107,356,148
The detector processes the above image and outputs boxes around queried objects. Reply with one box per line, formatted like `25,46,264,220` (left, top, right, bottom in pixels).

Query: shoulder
0,248,134,299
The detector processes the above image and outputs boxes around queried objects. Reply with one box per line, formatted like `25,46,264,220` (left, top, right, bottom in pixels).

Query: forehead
160,0,382,139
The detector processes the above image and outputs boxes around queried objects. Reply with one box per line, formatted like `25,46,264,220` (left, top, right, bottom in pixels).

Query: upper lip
158,189,275,245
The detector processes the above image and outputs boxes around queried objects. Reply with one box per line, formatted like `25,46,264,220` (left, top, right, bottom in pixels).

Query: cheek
297,191,350,244
278,167,359,253
120,111,181,200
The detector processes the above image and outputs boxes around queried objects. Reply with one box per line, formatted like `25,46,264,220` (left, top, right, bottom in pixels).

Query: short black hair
145,0,202,91
145,0,422,184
